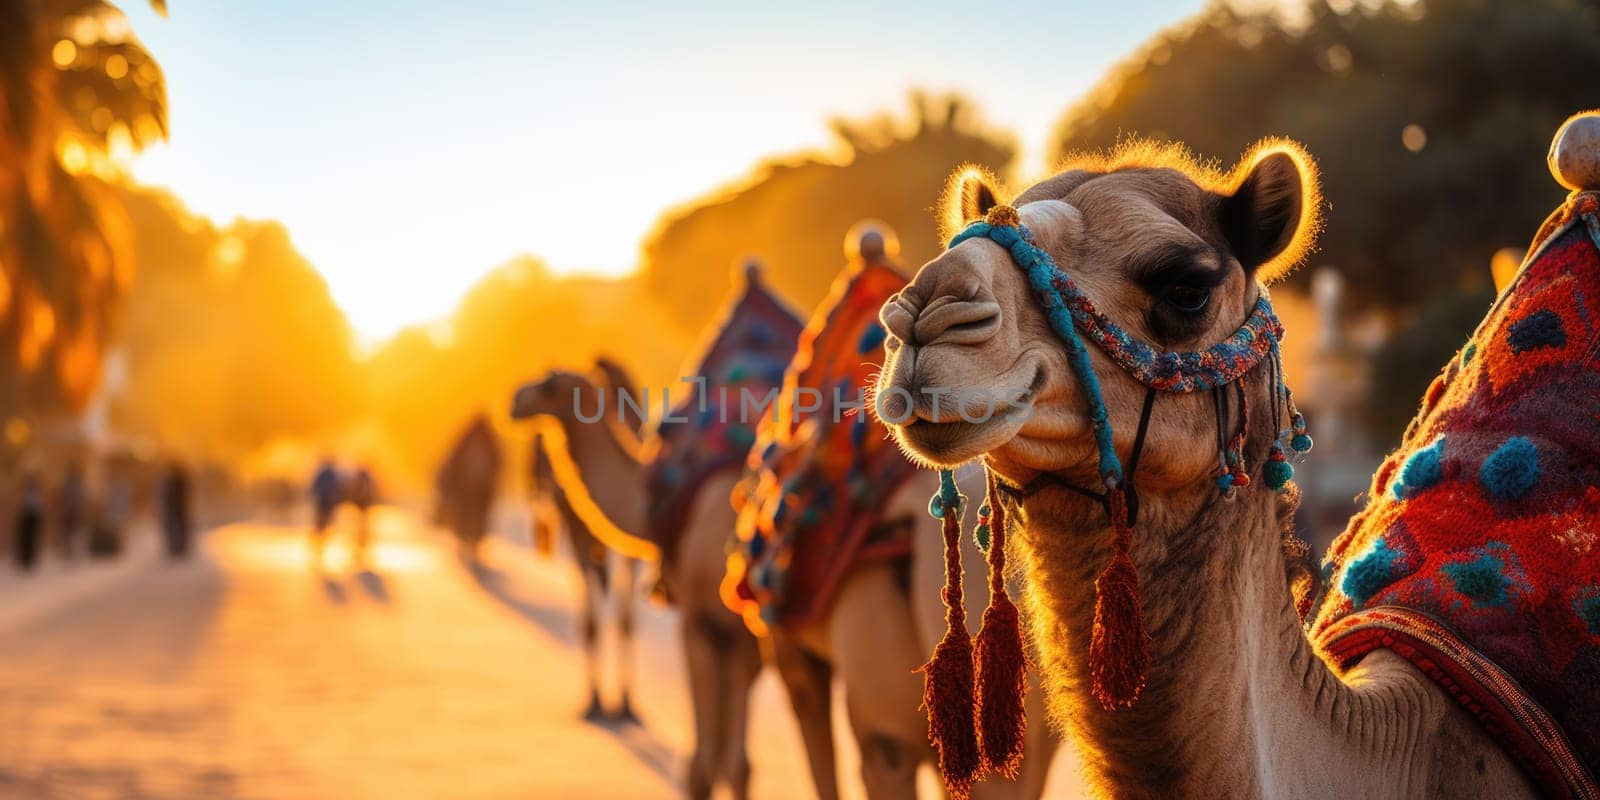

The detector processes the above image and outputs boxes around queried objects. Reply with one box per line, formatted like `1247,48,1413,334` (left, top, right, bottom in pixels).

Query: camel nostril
912,299,1002,345
880,296,918,345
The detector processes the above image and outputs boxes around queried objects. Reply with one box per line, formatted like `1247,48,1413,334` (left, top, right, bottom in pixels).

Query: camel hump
1549,110,1600,191
845,218,900,264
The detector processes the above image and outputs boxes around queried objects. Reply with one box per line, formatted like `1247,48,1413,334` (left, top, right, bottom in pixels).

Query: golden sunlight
3,2,1595,798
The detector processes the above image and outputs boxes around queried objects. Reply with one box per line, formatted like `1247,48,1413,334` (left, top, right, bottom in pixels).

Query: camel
867,130,1583,798
510,265,801,800
725,224,1059,800
527,357,646,724
515,369,758,799
435,414,502,562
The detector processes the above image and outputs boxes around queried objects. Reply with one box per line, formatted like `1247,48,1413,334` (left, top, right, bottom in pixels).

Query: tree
363,260,690,489
107,186,364,467
0,0,168,441
641,91,1015,331
1050,0,1600,311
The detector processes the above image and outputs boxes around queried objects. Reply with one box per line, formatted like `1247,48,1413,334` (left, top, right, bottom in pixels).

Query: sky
120,0,1206,341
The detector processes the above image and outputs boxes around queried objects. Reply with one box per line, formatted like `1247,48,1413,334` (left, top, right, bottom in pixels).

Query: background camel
726,225,1059,800
526,357,647,724
873,137,1555,797
511,266,800,800
515,372,758,800
434,414,502,562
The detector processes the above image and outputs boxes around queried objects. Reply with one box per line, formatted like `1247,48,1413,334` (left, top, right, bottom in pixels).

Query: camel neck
1011,481,1438,798
543,410,648,539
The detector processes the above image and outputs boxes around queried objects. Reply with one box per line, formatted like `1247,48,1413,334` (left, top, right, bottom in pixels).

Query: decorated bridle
919,204,1312,797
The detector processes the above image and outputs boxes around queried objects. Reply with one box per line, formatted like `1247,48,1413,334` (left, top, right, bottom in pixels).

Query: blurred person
347,466,377,570
309,460,343,569
13,472,44,571
159,462,193,560
56,462,86,559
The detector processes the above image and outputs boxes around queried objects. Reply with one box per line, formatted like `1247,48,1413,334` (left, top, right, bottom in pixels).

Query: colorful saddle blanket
644,267,803,565
725,255,919,632
1310,193,1600,798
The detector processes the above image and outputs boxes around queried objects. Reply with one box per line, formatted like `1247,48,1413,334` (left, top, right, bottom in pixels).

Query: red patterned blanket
1310,189,1600,797
726,235,919,632
644,265,803,566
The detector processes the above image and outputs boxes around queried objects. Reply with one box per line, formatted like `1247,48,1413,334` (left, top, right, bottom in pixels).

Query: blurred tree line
364,259,691,488
1051,0,1600,441
108,187,363,465
641,92,1014,331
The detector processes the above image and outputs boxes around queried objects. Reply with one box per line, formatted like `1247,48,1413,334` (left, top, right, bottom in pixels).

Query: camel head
510,369,598,423
876,143,1320,492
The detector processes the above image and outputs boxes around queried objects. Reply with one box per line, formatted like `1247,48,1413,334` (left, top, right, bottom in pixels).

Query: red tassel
1089,488,1150,710
920,504,982,798
974,473,1027,777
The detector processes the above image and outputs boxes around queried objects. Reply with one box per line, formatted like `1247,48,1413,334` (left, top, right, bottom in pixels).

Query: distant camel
512,263,802,800
527,357,646,723
435,414,502,562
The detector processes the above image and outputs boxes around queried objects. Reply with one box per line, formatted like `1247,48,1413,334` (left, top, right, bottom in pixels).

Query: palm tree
0,0,167,443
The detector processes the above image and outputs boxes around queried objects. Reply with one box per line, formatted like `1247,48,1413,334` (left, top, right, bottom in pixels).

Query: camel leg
770,631,840,800
830,564,928,800
714,620,761,800
612,555,642,724
576,564,606,722
681,609,732,800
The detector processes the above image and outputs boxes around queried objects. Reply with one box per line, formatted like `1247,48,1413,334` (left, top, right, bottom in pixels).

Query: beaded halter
919,204,1312,797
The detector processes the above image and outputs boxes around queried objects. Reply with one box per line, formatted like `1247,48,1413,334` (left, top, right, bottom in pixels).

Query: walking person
14,472,44,571
347,466,377,570
309,460,342,570
159,461,193,560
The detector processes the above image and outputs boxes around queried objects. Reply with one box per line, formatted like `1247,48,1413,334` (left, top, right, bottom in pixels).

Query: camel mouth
892,365,1040,466
509,384,544,421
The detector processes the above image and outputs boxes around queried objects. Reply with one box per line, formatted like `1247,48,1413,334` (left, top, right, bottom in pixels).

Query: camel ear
1221,144,1319,282
942,166,1003,241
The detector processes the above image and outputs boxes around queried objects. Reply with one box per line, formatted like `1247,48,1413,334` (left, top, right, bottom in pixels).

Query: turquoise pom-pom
974,523,991,551
1290,433,1313,453
931,468,961,520
1480,436,1541,501
1216,473,1235,490
1265,459,1294,490
1392,436,1445,499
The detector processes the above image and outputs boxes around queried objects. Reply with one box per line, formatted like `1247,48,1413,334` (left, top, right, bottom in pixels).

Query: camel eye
1163,283,1212,313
